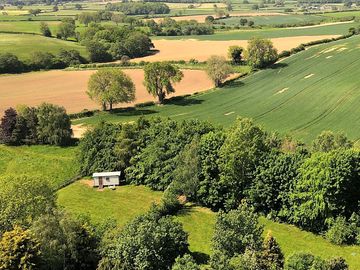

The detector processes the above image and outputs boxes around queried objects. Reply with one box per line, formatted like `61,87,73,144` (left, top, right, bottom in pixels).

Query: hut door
99,177,103,189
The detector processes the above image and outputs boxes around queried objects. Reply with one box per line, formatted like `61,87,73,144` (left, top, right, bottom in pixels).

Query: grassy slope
0,145,78,189
75,35,360,143
57,183,360,269
155,21,358,40
57,182,162,227
0,33,87,59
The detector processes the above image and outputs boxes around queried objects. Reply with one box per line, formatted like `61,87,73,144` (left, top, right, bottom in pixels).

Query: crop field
217,14,326,27
158,21,357,40
0,145,78,189
75,35,360,143
141,35,339,62
57,182,360,269
0,69,213,114
0,33,87,60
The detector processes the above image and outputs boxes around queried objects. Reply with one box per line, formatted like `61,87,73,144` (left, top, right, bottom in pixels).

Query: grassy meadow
0,33,87,59
57,182,360,269
74,35,360,143
0,145,78,189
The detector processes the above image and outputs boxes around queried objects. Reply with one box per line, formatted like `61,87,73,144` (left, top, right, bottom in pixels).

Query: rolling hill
76,35,360,143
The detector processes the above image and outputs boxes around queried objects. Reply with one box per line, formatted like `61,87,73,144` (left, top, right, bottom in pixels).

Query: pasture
0,33,87,60
57,181,360,269
0,145,78,189
0,69,213,113
75,35,360,143
0,21,59,34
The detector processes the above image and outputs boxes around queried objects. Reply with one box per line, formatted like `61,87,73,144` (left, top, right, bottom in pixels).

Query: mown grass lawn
57,182,163,227
58,183,360,268
74,35,360,143
0,33,87,60
0,145,78,189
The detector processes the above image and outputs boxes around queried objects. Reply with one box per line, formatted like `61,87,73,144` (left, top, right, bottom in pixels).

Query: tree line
0,103,72,146
105,2,170,15
78,117,360,247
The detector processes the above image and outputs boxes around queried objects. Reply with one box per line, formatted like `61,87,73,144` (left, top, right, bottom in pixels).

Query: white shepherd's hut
92,171,121,189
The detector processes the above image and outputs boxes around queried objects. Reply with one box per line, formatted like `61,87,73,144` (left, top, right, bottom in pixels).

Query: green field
57,182,162,227
75,35,360,143
57,182,360,269
217,14,326,27
0,21,60,34
155,21,358,40
0,33,87,59
0,145,78,189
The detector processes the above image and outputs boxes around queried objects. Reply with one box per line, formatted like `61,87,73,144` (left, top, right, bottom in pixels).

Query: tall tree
143,62,183,104
246,37,278,68
40,22,52,37
36,103,72,146
205,55,233,87
98,213,189,270
212,201,264,257
87,69,136,111
0,107,18,145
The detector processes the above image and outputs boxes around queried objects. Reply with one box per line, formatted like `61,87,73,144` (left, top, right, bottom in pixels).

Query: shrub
325,216,357,245
0,53,23,74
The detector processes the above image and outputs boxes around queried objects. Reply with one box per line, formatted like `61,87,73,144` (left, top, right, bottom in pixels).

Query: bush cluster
78,24,153,62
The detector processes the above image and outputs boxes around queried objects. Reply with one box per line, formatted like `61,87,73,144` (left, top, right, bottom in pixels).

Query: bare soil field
0,69,213,114
151,12,286,23
135,35,340,62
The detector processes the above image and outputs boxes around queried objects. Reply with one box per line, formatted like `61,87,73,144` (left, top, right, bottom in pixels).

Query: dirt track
135,35,340,62
0,69,213,114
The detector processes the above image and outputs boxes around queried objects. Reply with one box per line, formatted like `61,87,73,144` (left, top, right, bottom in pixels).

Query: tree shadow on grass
268,62,288,69
223,79,245,88
164,95,204,106
108,107,158,117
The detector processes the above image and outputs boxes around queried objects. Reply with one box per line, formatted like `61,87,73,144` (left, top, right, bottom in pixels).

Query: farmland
157,21,357,40
217,14,326,27
75,35,360,143
57,181,360,269
2,0,360,268
140,35,340,62
0,33,87,60
0,69,213,113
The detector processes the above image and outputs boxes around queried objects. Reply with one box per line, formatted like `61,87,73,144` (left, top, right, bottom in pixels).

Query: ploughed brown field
151,12,286,23
136,35,340,62
0,69,213,114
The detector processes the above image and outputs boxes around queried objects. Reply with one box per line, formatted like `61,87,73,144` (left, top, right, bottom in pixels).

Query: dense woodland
0,116,357,269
